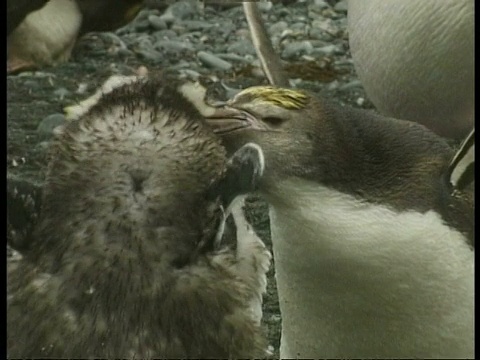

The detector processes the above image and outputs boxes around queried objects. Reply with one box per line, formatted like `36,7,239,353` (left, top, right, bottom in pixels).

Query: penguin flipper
447,128,475,191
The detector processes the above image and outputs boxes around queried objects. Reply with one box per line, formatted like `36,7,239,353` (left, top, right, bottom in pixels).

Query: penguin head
206,85,474,246
205,85,340,181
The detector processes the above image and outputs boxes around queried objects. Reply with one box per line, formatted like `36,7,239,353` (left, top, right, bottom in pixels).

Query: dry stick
243,2,290,88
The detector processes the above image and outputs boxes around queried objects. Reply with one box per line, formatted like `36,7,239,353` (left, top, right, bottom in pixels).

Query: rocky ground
7,0,374,355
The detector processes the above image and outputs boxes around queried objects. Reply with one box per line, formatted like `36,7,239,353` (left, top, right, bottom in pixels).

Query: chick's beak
205,106,267,135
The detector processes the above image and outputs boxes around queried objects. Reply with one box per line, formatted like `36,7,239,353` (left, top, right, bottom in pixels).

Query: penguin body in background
7,0,143,73
7,0,83,73
348,0,474,139
206,86,474,358
7,0,49,36
7,78,271,358
243,1,474,140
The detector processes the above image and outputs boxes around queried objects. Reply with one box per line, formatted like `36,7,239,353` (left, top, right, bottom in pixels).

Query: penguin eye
262,116,284,127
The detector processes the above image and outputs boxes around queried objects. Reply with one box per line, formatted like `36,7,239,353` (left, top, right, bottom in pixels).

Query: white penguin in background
243,0,474,140
348,0,474,139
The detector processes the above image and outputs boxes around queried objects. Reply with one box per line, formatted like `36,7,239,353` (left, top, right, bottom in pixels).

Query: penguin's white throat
266,178,473,358
266,178,472,275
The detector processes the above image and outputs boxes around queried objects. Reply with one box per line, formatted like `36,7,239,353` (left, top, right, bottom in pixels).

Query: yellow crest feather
237,86,309,110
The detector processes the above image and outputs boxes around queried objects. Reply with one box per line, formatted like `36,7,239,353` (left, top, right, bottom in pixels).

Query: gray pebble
224,5,246,18
179,20,215,31
309,27,334,41
152,29,178,41
160,0,199,23
53,88,71,100
148,15,167,30
312,18,341,37
178,69,201,80
289,22,307,33
282,40,313,59
356,97,366,106
227,39,256,56
257,1,273,12
327,80,340,91
216,53,251,63
269,314,282,323
339,80,363,91
155,40,195,53
313,0,331,8
334,0,348,13
135,48,163,63
170,60,195,71
116,48,134,57
133,19,151,32
269,21,289,36
311,44,342,57
22,80,40,90
197,51,232,71
37,114,66,140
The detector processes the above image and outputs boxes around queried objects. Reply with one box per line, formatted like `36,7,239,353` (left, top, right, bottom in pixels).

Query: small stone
37,113,67,140
334,0,348,13
22,80,40,90
282,41,313,59
178,69,201,81
152,29,177,40
269,314,282,322
135,48,163,63
269,21,288,36
155,40,195,53
257,1,273,12
76,83,89,95
339,80,363,91
216,53,251,63
197,51,232,71
53,88,71,100
179,20,215,31
148,14,167,30
327,80,340,91
133,19,150,32
160,0,198,23
311,44,342,57
312,18,341,37
227,39,256,56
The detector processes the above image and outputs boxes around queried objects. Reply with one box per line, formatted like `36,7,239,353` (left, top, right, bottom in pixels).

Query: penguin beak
206,106,267,134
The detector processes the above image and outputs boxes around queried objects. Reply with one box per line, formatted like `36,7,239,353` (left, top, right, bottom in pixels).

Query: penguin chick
206,86,474,358
64,74,142,121
7,78,271,358
348,0,474,139
7,0,143,74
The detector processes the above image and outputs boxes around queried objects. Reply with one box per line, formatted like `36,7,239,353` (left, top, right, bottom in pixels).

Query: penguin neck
264,179,473,358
